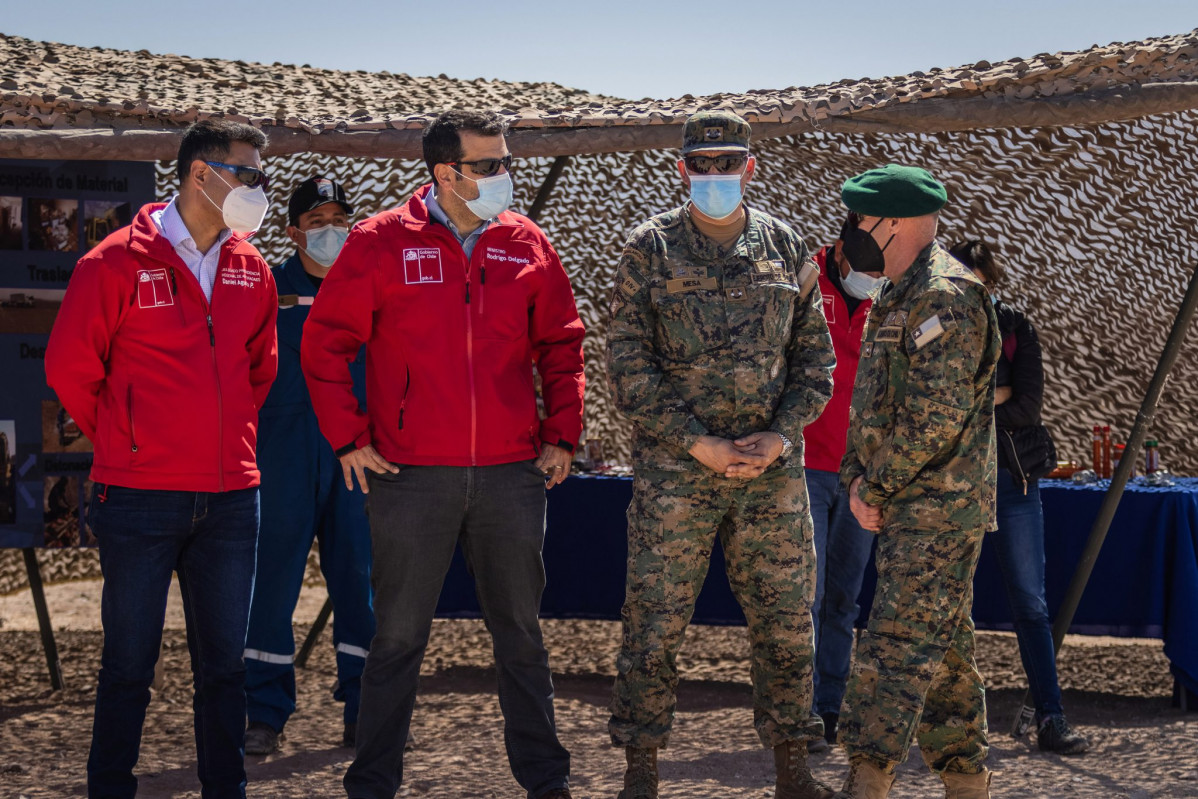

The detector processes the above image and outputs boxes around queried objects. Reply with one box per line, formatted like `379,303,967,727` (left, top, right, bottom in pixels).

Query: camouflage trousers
608,465,824,749
839,524,989,774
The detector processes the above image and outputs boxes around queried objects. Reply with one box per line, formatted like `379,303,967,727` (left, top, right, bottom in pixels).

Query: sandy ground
1,581,1196,798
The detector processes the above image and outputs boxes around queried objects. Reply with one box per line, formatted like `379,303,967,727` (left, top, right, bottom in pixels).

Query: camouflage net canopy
150,110,1198,476
3,29,1198,594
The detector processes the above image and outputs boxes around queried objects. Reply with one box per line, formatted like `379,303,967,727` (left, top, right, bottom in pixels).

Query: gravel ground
1,581,1195,798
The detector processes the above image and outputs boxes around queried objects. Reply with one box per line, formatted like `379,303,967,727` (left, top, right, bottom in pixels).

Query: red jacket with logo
802,246,872,473
46,202,278,492
302,186,586,467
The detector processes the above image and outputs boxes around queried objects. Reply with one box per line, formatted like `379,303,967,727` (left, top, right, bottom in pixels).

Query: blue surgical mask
991,294,999,306
842,269,883,301
302,224,350,268
452,171,513,220
688,174,743,220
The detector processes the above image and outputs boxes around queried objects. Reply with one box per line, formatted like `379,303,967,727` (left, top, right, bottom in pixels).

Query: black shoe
1037,715,1089,754
806,736,830,754
245,722,281,755
820,711,839,746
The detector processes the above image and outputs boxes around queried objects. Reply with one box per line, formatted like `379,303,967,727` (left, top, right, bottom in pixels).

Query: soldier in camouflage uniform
832,165,1000,799
606,110,837,799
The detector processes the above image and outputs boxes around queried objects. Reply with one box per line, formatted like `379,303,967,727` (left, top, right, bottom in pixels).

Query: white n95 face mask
302,224,350,267
205,169,270,234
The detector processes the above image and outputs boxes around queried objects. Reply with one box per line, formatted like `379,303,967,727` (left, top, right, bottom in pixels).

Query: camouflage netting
153,110,1198,475
5,111,1196,596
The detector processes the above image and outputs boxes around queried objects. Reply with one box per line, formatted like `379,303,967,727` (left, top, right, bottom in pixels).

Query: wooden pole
3,81,1197,162
1011,261,1198,735
294,595,333,670
526,156,571,224
21,548,64,691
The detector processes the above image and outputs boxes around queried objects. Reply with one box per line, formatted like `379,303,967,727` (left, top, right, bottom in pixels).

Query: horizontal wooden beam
1,82,1196,162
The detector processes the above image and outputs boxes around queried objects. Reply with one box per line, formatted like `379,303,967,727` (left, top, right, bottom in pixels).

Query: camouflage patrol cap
841,164,947,218
681,110,751,155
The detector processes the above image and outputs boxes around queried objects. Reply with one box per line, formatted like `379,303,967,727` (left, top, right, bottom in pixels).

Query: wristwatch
776,431,794,459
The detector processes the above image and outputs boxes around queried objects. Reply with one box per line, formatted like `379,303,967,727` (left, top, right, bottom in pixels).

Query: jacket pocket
397,367,411,431
127,384,139,454
652,289,728,361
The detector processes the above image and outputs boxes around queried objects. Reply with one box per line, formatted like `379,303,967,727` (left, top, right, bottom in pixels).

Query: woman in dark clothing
950,240,1090,755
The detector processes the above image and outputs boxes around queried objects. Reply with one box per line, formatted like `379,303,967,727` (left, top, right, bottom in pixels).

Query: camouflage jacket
607,206,835,472
841,241,999,532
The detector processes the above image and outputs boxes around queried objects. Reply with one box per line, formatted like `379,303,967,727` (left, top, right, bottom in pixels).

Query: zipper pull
169,267,178,295
480,266,486,285
465,280,471,305
207,314,215,346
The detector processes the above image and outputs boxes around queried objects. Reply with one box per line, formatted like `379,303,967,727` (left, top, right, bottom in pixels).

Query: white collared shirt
151,196,231,302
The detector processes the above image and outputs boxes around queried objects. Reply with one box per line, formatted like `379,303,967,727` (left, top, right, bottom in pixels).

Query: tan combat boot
833,756,895,799
940,768,992,799
774,740,835,799
616,746,658,799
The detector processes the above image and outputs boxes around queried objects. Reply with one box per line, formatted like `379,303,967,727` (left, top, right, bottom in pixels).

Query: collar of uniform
679,204,759,261
280,253,316,297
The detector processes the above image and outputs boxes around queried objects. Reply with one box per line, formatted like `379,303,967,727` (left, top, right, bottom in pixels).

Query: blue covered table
435,474,1198,692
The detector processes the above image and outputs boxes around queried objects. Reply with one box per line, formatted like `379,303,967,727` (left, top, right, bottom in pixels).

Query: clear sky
5,1,1196,101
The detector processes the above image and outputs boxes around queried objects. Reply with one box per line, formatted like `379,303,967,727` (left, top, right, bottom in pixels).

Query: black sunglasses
449,154,513,178
684,154,749,175
206,161,270,190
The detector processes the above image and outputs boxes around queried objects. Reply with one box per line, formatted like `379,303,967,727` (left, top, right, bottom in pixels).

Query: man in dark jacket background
243,177,376,756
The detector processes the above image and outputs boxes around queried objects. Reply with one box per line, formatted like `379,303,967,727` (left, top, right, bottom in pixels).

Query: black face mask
840,215,894,273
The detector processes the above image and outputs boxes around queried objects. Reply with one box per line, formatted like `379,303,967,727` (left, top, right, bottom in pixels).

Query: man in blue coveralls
243,176,374,755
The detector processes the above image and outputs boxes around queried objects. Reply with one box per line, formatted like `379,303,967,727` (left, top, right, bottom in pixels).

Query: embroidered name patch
874,326,904,343
666,276,718,294
136,269,173,308
403,248,443,284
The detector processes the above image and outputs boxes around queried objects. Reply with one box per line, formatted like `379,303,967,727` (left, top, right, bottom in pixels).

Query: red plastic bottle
1092,425,1102,474
1101,426,1112,479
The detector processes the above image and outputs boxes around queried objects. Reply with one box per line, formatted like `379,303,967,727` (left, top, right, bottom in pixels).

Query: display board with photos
0,159,155,547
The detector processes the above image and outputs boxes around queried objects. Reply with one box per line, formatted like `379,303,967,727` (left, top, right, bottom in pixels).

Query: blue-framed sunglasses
205,161,271,190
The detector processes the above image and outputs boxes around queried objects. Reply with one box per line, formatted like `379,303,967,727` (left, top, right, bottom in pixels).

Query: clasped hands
688,432,785,480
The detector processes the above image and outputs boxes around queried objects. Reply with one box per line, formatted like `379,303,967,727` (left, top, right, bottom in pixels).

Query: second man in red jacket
302,110,585,799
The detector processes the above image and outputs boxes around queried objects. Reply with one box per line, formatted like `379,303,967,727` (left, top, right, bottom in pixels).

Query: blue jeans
344,462,569,799
86,484,259,799
987,476,1064,719
807,468,876,717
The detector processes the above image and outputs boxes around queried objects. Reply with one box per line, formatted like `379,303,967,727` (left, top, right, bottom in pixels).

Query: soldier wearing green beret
832,165,1000,799
605,109,837,799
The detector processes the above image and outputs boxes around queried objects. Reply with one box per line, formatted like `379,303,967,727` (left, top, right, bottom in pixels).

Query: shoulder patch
618,272,643,299
911,314,946,350
797,259,819,300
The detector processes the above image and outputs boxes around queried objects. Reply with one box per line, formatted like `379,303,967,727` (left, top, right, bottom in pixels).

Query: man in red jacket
45,119,278,799
302,110,585,799
802,232,882,753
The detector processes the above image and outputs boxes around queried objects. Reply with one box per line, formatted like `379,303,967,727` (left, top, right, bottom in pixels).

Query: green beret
841,164,947,218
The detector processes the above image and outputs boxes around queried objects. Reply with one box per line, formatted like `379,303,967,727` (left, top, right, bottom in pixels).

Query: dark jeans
87,484,259,799
987,477,1064,719
345,462,569,799
807,468,876,716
